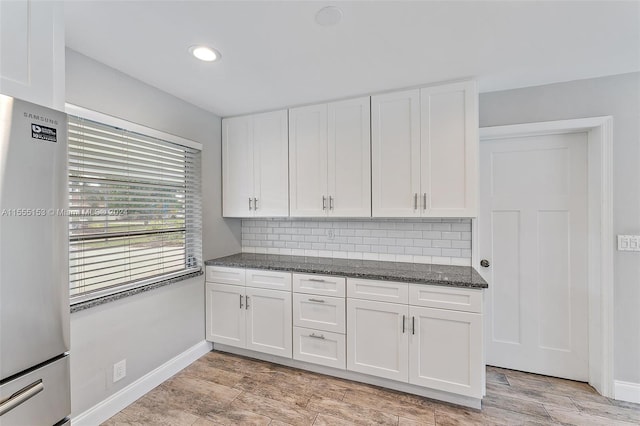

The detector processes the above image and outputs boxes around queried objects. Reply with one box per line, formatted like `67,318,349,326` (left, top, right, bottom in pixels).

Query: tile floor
103,351,640,425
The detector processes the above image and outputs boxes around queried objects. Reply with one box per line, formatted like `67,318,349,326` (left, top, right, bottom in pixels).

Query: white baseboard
614,380,640,404
72,340,212,426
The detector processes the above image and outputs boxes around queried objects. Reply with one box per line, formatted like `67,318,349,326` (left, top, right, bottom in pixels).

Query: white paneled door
478,132,588,381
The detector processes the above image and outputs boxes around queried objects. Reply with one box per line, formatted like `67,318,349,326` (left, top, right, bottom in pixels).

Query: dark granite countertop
205,253,488,289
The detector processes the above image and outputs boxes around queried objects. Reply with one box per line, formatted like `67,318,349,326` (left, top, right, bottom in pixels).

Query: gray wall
65,49,241,416
479,72,640,385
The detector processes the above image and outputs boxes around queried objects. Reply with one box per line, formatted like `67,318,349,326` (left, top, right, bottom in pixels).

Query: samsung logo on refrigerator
24,112,59,125
31,124,57,143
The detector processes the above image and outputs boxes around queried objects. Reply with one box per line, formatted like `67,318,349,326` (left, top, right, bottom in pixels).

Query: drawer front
246,269,292,291
293,293,346,333
0,356,70,426
206,266,245,285
409,284,482,313
293,327,346,369
293,274,346,297
347,278,409,304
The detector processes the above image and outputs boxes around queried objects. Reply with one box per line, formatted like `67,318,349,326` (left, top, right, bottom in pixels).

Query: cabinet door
1,1,64,109
206,283,245,348
371,90,421,217
245,287,293,358
409,306,482,397
222,116,254,217
328,97,371,217
253,110,289,217
347,299,409,381
420,81,478,217
289,104,328,217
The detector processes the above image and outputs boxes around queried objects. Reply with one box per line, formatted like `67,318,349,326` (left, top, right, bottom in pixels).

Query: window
68,113,202,302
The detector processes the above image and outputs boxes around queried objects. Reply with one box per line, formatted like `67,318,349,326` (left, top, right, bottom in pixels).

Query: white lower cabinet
292,273,347,369
206,268,292,359
245,286,293,358
207,267,484,405
206,283,245,346
409,306,482,397
293,327,346,369
347,279,484,399
346,298,409,381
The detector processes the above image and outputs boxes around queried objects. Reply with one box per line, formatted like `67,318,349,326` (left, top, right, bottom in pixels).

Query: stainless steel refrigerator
0,94,70,425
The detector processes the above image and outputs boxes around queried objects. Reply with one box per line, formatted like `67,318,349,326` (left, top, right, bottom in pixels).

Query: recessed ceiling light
315,6,343,27
189,45,221,62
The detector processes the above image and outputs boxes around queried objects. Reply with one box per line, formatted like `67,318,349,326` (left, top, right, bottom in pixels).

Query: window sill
70,270,204,313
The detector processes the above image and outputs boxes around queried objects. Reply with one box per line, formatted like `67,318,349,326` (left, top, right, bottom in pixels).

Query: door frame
474,116,614,397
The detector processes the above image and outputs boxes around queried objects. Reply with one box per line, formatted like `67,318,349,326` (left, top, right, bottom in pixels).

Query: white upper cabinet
372,81,478,217
222,110,288,217
290,97,371,217
252,111,290,216
289,104,328,216
223,115,253,217
0,0,64,109
421,81,478,216
371,89,421,217
328,97,371,217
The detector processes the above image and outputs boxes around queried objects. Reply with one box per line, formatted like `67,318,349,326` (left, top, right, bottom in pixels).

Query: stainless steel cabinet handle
402,315,406,333
322,196,327,210
308,298,325,303
329,196,334,210
412,316,415,335
413,193,418,210
248,197,253,211
423,193,427,210
308,278,326,282
254,197,258,210
309,333,325,340
240,294,244,309
245,295,250,309
0,379,44,416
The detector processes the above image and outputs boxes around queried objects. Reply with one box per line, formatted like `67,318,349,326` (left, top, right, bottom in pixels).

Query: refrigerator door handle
0,379,44,416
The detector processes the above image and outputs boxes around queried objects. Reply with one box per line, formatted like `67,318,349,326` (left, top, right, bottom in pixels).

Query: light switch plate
617,235,640,252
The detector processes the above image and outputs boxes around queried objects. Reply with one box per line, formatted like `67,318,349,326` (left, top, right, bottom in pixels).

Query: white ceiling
64,1,640,117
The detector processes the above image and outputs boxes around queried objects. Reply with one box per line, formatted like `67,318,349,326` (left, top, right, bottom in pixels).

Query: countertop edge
205,254,488,289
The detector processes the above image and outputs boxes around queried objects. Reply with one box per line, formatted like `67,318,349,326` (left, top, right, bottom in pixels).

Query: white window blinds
68,115,202,301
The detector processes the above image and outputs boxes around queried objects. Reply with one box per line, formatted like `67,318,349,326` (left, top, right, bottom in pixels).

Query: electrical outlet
327,229,335,240
618,235,640,252
113,359,126,382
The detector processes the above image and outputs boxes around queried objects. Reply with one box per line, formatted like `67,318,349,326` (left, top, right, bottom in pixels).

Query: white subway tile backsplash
432,240,452,248
423,231,441,239
442,232,461,240
432,223,452,231
241,218,472,266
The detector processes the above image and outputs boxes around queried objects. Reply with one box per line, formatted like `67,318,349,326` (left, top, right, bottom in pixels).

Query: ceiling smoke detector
315,6,343,27
189,45,221,62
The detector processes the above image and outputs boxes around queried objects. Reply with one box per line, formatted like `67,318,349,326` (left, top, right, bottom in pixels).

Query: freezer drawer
0,355,70,426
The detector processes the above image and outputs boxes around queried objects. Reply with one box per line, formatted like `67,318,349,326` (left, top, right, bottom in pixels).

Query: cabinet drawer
206,266,245,285
347,278,408,304
293,327,345,369
409,284,482,313
293,274,345,297
293,293,345,333
246,269,292,291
